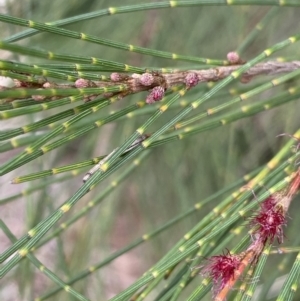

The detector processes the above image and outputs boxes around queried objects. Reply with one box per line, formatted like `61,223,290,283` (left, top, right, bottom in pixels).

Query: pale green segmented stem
4,1,300,45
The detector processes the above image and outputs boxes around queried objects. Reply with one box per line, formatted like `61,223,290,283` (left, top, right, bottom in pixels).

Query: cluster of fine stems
2,51,300,301
200,167,300,301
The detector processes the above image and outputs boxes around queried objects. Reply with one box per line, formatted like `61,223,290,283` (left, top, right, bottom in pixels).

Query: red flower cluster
201,194,287,299
200,169,300,300
201,250,241,294
250,195,286,244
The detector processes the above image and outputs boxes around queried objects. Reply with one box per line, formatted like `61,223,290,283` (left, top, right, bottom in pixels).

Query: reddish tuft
146,86,165,104
227,51,240,64
185,72,199,89
139,73,154,86
250,196,286,244
260,195,278,211
201,250,241,294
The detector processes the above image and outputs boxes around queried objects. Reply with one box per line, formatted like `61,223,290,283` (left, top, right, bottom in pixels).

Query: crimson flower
250,195,286,244
201,250,241,294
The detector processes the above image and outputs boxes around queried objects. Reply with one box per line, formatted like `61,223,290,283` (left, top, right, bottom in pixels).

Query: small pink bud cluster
75,78,93,88
110,72,122,82
139,73,154,86
146,86,165,104
185,72,199,89
227,52,241,64
110,72,129,82
131,73,141,79
43,82,56,88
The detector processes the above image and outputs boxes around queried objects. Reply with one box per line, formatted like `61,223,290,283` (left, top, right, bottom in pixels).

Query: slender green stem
0,220,90,301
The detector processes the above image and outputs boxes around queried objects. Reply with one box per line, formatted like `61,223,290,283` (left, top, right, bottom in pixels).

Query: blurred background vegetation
1,1,300,301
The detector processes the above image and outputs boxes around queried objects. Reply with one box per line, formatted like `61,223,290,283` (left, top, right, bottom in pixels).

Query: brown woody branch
2,61,300,102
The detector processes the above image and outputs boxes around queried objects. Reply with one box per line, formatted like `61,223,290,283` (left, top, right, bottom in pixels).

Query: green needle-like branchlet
0,95,119,175
0,40,143,73
0,85,125,99
4,1,300,45
0,220,90,301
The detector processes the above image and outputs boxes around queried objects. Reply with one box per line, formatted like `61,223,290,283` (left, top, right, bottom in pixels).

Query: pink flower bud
110,72,122,82
42,82,54,88
185,72,199,89
227,52,240,64
75,78,91,88
146,86,165,104
139,73,154,86
131,73,141,79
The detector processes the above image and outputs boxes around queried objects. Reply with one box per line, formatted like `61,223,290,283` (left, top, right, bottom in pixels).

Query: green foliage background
1,1,300,301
